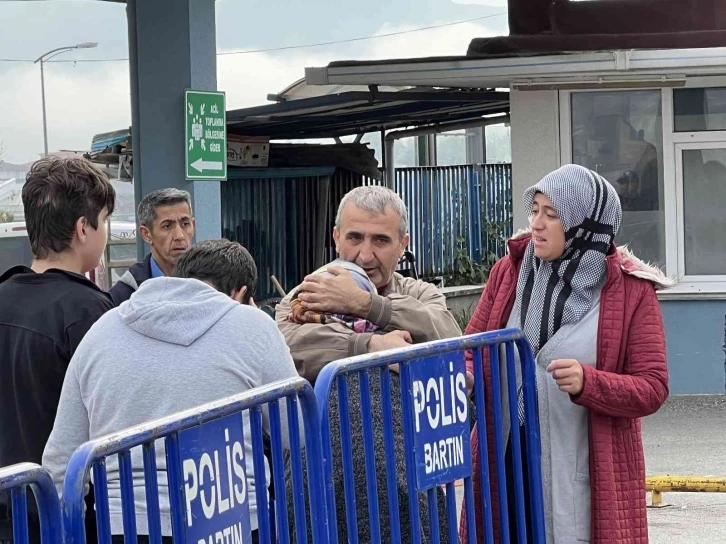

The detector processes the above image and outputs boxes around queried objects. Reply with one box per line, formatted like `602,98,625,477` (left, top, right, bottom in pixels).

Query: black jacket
108,253,153,306
0,266,113,469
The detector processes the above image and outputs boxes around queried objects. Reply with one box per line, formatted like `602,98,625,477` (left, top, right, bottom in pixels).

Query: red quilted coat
460,233,670,543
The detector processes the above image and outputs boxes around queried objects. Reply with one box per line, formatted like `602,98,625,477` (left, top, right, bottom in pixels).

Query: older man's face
333,202,409,289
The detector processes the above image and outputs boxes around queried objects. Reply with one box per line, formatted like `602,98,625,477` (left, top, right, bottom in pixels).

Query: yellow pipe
645,476,726,507
646,476,726,492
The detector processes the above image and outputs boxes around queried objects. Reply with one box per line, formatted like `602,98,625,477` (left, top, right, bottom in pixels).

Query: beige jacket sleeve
275,274,462,382
372,275,462,342
275,292,375,383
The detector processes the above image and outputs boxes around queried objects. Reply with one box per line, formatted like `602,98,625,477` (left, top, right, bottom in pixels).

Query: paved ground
644,395,726,543
455,395,726,541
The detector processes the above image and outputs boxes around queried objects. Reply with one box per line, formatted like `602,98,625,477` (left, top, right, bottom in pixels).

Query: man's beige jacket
275,273,462,382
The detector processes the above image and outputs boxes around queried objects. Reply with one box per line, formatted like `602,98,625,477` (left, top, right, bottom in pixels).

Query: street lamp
34,42,98,157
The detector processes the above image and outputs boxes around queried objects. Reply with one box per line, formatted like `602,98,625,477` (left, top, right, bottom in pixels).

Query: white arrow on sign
191,158,223,172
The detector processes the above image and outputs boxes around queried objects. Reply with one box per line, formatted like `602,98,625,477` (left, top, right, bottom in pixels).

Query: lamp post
34,42,98,157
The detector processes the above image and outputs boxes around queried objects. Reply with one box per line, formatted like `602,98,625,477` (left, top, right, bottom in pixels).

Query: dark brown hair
173,239,257,302
22,156,116,259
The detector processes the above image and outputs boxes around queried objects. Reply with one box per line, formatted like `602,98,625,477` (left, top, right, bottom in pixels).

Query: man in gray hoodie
43,239,299,543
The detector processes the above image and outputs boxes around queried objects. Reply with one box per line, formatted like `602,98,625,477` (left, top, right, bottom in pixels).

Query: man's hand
546,359,584,395
369,331,413,374
368,330,412,353
298,266,372,317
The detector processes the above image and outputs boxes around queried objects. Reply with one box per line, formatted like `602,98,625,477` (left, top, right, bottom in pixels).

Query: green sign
185,89,227,180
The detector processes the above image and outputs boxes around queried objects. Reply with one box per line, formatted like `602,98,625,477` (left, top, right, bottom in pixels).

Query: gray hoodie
42,277,300,536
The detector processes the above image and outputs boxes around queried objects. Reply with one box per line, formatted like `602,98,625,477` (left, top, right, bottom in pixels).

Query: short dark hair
22,156,116,259
173,239,257,300
138,188,192,229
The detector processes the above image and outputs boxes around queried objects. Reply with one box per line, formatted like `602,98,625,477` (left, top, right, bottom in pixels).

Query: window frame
674,141,726,282
560,78,726,297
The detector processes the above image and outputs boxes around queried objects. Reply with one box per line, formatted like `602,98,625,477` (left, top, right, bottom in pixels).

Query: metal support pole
40,60,48,157
385,138,395,189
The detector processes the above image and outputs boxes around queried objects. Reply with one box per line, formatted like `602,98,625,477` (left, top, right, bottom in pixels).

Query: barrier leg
650,490,667,508
11,488,29,544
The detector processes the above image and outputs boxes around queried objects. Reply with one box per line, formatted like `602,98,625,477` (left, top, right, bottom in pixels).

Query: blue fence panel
314,329,545,544
479,164,513,261
381,164,512,280
61,378,328,544
390,165,476,279
0,463,62,544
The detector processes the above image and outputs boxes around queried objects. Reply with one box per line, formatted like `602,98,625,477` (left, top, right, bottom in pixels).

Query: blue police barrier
0,463,63,544
61,378,328,544
314,328,546,544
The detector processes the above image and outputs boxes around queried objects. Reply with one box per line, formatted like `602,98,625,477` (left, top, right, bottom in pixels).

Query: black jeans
505,425,533,544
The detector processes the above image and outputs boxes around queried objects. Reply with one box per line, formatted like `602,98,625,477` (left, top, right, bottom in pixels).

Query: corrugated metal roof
226,88,509,139
90,89,508,146
91,129,130,152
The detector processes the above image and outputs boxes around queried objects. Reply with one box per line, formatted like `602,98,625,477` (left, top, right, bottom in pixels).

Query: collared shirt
150,256,165,278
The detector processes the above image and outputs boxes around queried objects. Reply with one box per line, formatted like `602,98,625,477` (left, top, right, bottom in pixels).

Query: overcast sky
0,0,508,164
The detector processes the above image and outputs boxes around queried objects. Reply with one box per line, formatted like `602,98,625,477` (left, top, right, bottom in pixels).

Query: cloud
365,21,497,59
220,21,498,108
0,62,131,164
1,20,500,163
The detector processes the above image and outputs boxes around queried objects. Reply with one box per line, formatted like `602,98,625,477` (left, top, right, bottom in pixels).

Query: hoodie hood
118,277,238,346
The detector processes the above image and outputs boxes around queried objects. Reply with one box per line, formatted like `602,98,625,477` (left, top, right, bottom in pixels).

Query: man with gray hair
279,186,463,543
276,185,462,382
109,188,195,305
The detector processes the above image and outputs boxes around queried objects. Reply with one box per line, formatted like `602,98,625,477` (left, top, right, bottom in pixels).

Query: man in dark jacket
109,188,195,305
0,156,116,542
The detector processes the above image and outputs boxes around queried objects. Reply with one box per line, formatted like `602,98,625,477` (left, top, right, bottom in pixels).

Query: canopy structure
226,87,509,140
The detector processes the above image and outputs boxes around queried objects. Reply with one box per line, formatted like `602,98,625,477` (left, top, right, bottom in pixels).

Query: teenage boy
0,156,115,541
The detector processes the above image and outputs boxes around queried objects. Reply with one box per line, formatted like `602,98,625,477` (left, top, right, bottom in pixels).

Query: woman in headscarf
460,164,671,543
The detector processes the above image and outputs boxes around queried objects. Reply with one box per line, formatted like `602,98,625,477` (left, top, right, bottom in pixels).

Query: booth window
436,130,467,166
674,87,726,132
681,148,726,275
360,133,417,167
571,90,665,268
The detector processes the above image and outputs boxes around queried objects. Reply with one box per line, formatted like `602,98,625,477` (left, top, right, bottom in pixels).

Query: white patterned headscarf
515,164,623,354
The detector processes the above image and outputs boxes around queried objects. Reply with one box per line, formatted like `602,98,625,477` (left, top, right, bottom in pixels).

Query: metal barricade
61,378,328,544
0,463,63,544
314,328,546,544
